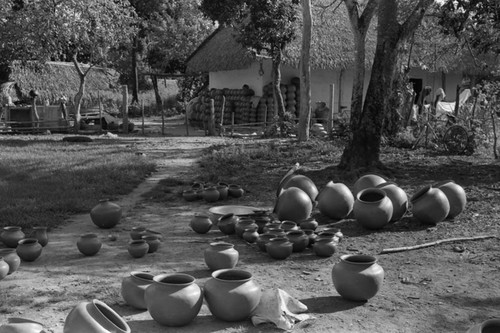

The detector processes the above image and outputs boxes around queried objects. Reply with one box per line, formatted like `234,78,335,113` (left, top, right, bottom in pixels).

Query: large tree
339,0,434,170
0,0,137,131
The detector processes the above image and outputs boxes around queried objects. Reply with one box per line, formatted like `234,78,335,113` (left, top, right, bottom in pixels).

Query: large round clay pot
434,180,466,219
266,237,293,260
331,254,385,301
317,181,354,219
63,299,131,333
121,271,154,310
204,242,239,271
90,199,122,229
0,248,21,275
278,174,319,202
217,213,239,235
0,318,45,333
16,238,42,262
1,226,25,248
376,182,408,222
354,188,393,230
353,173,387,196
204,269,262,322
190,213,213,234
274,187,313,223
0,258,9,281
145,273,203,327
128,240,149,258
411,185,450,225
313,238,337,257
203,186,220,203
466,318,500,333
286,230,309,253
77,233,102,256
32,226,48,247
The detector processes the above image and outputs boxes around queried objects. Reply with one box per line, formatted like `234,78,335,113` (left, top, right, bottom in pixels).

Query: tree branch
399,0,434,41
380,235,497,254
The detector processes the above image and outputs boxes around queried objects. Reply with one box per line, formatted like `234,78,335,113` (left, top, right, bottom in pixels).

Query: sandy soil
0,116,499,333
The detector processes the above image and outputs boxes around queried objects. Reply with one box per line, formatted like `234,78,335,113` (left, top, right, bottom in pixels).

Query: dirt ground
0,116,499,333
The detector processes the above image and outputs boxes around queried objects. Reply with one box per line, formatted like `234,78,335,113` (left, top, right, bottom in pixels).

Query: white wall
408,68,462,102
209,62,268,95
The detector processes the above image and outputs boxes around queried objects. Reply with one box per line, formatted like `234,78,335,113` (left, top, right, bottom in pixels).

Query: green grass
0,137,156,231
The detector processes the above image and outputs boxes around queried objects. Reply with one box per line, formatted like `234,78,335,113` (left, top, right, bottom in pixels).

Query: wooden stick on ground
380,235,498,254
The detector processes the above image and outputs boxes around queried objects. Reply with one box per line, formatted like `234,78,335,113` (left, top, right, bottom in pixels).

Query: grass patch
0,136,156,230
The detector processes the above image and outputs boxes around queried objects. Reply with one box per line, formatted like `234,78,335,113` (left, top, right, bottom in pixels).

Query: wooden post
454,84,460,116
141,99,145,135
184,108,189,136
207,98,216,136
231,112,235,137
327,83,335,133
122,85,129,134
219,95,226,136
98,92,103,133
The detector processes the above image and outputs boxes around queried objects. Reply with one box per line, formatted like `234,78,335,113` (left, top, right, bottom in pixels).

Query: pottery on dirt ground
1,226,25,248
204,242,239,271
90,199,122,229
121,271,154,310
317,181,354,220
190,213,213,234
411,185,450,225
434,180,466,219
77,233,102,256
16,238,43,262
128,240,149,258
0,317,45,333
354,188,393,230
0,248,21,275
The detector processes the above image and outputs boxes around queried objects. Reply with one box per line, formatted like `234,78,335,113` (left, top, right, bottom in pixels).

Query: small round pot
121,271,154,310
216,184,229,200
203,186,220,203
228,184,245,198
145,273,203,327
182,189,198,202
128,240,149,258
16,238,43,262
302,229,317,247
262,222,282,234
299,217,319,231
32,226,48,247
142,235,161,253
190,213,213,234
265,227,287,238
266,237,293,260
434,180,466,219
63,299,131,333
235,219,257,238
242,227,259,243
331,254,385,301
254,216,271,234
256,234,276,252
204,242,239,271
204,269,261,322
354,188,393,230
217,213,239,235
313,238,337,257
281,220,299,232
130,226,147,240
286,230,309,252
1,226,25,248
411,185,450,225
90,199,122,229
77,233,102,256
466,318,500,333
0,249,21,275
0,257,9,281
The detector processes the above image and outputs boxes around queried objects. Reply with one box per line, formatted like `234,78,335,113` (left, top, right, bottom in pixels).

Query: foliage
264,111,297,138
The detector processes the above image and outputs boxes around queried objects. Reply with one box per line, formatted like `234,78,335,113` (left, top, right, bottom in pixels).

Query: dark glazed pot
121,271,154,310
242,227,259,243
77,233,102,256
145,273,203,327
1,226,25,248
63,299,131,333
0,248,21,274
182,189,198,202
331,254,384,301
411,185,450,225
204,269,262,322
16,238,43,262
216,184,229,200
353,188,393,230
235,219,257,238
90,199,122,229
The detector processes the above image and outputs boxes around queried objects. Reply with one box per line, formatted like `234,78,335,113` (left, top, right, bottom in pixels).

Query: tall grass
0,137,156,231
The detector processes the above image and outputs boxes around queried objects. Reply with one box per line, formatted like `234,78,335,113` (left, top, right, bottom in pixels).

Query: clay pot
265,227,286,238
376,182,408,222
128,240,149,258
130,226,147,240
302,229,317,247
1,226,25,248
281,220,299,232
266,237,293,260
262,222,282,234
121,271,154,310
191,182,204,191
0,258,9,281
411,185,450,225
190,213,213,234
182,189,198,202
217,213,239,235
16,238,42,262
354,188,393,230
0,318,45,333
253,216,271,234
286,230,309,252
317,181,354,219
63,299,131,333
32,226,48,247
204,269,262,322
142,235,161,253
228,184,245,198
466,318,500,333
256,234,276,252
353,174,387,196
0,248,21,274
145,273,203,327
235,219,257,238
242,227,259,243
313,238,337,257
90,199,122,229
299,217,319,231
278,174,319,202
274,187,313,223
77,233,102,256
203,186,220,203
216,184,229,200
204,242,239,271
435,180,466,219
331,254,385,301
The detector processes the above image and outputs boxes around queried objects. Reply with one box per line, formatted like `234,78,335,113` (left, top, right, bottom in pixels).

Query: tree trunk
298,0,312,142
272,49,286,135
72,54,87,133
131,36,139,104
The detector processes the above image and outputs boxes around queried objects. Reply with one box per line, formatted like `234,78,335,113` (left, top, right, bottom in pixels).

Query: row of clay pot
120,268,261,326
0,226,49,248
183,182,244,203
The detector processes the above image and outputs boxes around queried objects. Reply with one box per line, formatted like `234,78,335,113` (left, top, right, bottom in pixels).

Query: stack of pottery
64,299,131,333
